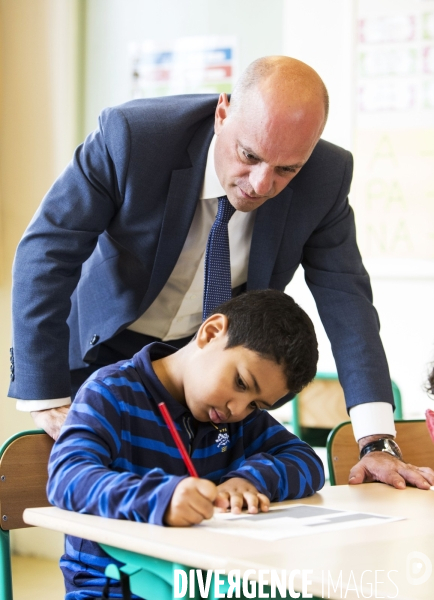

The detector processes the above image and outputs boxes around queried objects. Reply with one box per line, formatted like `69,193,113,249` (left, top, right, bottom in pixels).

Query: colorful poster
130,36,238,99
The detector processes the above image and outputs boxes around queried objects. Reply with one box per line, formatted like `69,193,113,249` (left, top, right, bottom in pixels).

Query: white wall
83,0,285,134
282,0,434,418
283,0,356,151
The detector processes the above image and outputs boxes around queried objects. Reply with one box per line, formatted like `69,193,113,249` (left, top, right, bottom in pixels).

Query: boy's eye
237,376,247,390
249,401,259,410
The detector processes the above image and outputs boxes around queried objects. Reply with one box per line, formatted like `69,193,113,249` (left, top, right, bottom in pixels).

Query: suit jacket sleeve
300,150,394,410
9,107,131,400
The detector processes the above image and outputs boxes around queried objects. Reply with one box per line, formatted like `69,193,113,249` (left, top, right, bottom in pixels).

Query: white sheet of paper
197,504,404,541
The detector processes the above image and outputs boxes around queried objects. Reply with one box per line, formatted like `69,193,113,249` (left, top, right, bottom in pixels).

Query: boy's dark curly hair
211,289,318,395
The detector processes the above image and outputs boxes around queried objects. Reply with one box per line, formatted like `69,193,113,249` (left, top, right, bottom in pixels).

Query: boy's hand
215,477,270,514
164,478,217,526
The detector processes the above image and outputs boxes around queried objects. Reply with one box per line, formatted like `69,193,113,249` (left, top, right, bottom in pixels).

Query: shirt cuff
16,397,71,412
349,402,396,442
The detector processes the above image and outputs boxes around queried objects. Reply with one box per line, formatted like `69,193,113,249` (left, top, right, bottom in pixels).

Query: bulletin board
351,0,434,268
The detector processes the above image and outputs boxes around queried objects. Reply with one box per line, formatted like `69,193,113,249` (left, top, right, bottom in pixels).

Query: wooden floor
11,555,65,600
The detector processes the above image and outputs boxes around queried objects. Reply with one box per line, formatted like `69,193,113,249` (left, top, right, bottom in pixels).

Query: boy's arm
47,380,185,525
220,412,325,502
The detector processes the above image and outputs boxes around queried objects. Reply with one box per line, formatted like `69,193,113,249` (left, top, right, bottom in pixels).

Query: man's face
183,325,289,424
213,92,324,212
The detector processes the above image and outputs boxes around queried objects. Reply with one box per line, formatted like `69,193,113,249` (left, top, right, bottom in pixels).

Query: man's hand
164,478,217,526
349,452,434,490
30,406,70,441
215,477,270,514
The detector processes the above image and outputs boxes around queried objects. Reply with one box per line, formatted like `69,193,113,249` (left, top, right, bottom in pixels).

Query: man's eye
243,151,256,161
249,401,259,410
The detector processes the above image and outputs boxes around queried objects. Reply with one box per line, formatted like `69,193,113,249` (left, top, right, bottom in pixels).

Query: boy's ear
196,314,229,348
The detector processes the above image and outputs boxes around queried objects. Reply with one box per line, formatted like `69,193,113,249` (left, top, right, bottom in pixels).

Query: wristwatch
359,438,403,461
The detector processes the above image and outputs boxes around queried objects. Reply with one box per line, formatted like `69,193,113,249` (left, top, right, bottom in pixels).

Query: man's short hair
212,289,318,394
230,57,329,124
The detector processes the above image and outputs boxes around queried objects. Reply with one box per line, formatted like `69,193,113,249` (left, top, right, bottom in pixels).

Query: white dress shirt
128,135,255,340
16,136,396,442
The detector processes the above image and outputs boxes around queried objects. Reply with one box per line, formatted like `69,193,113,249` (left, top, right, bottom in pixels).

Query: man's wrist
358,433,394,451
359,437,403,461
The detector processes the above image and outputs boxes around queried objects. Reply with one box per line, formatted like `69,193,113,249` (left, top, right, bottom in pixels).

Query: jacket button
90,335,99,346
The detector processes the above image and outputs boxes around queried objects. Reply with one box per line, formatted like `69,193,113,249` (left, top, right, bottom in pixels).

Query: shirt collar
199,134,226,200
132,342,228,431
133,342,189,419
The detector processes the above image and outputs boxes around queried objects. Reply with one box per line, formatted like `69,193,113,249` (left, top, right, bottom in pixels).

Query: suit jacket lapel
141,116,214,311
247,186,293,290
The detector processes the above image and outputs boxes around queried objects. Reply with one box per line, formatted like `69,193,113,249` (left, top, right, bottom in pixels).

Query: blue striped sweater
48,343,324,599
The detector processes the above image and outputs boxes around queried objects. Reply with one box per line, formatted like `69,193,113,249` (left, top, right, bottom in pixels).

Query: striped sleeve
47,380,185,525
221,412,325,501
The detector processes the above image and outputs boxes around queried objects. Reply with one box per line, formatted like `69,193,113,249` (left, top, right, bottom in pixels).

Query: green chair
292,373,403,447
0,430,54,600
102,553,193,600
103,553,324,599
0,429,195,600
326,419,434,486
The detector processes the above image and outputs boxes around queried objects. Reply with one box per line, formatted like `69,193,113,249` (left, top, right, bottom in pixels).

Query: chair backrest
293,374,403,441
327,420,434,485
0,431,53,530
295,376,348,431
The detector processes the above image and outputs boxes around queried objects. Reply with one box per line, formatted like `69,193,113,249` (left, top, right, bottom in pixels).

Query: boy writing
48,290,325,599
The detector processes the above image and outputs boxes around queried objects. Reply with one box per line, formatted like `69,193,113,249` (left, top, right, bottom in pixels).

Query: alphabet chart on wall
352,0,434,267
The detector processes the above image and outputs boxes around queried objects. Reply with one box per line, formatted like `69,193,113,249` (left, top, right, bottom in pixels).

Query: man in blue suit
9,56,434,489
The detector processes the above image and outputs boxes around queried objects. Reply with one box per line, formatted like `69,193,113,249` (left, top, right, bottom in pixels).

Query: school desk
24,483,434,600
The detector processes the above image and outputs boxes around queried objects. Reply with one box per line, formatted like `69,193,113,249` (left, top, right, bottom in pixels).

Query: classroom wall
0,0,81,561
2,0,433,561
83,0,285,135
1,0,287,563
84,0,434,419
282,0,434,419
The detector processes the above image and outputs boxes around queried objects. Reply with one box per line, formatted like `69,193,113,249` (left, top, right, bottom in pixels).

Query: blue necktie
202,196,236,320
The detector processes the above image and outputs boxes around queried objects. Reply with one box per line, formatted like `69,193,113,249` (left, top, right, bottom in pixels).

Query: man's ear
214,93,230,134
196,314,229,348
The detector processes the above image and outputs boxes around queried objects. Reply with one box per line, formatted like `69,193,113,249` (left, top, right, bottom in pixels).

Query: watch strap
359,438,403,461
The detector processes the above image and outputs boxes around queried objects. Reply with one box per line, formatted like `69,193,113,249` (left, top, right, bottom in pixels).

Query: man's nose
250,164,274,196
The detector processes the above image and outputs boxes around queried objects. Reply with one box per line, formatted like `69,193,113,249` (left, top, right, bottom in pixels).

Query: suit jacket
9,94,393,409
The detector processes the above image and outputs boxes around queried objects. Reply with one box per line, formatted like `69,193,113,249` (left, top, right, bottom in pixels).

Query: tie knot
216,195,236,224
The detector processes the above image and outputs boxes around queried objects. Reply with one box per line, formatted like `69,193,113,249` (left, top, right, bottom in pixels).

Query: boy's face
183,316,289,424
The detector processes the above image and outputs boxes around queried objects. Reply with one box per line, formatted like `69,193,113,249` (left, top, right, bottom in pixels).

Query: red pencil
158,402,199,477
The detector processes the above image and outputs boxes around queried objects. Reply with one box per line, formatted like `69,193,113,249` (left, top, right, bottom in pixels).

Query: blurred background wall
1,0,433,560
0,0,83,559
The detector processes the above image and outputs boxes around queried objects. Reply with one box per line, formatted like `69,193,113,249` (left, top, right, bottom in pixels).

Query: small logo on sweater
216,429,230,452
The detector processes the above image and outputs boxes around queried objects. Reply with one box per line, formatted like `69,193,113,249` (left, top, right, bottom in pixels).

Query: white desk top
24,484,434,599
